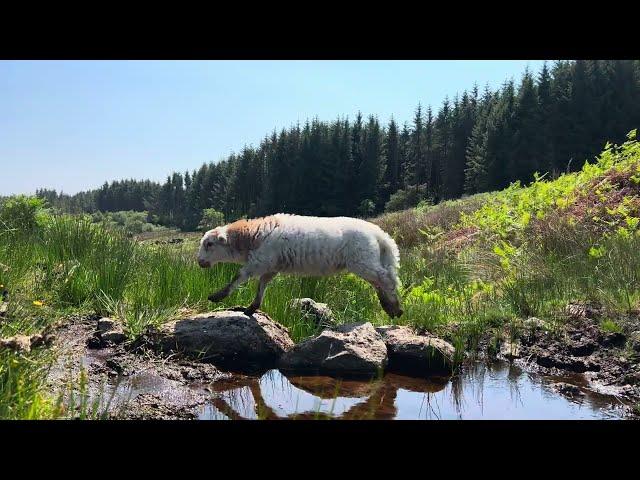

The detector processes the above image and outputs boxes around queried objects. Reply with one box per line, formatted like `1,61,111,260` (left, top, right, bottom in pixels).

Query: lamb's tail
374,227,401,289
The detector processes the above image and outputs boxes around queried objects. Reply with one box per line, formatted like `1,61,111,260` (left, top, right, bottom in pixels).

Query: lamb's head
197,227,229,268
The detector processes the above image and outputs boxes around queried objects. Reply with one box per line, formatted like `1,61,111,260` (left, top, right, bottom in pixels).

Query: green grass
2,131,640,419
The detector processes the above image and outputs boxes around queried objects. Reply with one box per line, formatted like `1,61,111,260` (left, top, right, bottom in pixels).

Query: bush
357,199,376,218
0,195,48,234
89,210,166,236
385,185,431,212
198,209,225,232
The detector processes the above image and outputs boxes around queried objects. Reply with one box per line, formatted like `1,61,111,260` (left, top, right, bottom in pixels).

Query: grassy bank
2,131,640,418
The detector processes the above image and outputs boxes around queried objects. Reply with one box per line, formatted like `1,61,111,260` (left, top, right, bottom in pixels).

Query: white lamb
196,214,403,318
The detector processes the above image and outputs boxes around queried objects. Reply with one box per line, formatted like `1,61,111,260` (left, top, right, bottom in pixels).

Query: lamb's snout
198,258,210,268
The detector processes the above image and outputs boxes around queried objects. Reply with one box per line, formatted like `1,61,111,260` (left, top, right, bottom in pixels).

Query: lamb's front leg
208,269,251,303
243,272,277,316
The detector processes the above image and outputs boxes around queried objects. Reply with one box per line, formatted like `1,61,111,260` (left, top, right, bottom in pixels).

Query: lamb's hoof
228,306,248,312
243,307,258,317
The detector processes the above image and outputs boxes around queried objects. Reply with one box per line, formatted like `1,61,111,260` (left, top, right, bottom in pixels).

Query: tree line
37,60,640,231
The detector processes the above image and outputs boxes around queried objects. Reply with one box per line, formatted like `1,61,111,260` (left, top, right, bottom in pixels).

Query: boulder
146,310,294,373
290,298,336,328
376,325,455,375
279,322,387,377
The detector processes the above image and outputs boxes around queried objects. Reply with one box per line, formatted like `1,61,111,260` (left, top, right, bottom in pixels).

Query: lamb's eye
206,240,214,249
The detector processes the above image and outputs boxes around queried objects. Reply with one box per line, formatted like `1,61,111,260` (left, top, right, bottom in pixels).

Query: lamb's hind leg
243,272,277,316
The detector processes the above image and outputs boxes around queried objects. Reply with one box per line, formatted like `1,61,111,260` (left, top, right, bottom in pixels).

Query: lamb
196,213,403,318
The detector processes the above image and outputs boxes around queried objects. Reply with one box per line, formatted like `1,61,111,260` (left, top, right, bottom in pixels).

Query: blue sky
1,60,549,195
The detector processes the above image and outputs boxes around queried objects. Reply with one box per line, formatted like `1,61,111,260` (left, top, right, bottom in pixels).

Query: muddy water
195,362,629,420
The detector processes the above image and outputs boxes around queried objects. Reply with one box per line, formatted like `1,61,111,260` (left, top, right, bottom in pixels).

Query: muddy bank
485,303,640,411
47,315,233,419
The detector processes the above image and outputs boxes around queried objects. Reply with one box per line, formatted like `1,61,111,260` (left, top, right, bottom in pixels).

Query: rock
290,298,336,327
535,352,600,373
279,322,387,377
551,382,584,397
0,302,7,318
524,317,549,331
146,310,294,373
0,334,32,353
601,331,626,348
101,330,127,345
629,331,640,353
565,301,603,320
29,332,55,348
376,325,455,375
97,317,118,333
500,339,522,360
567,337,598,356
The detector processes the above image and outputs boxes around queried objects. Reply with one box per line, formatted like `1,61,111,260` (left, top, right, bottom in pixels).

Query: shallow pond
195,361,629,420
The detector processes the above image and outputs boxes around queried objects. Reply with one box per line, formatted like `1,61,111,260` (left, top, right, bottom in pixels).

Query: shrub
385,185,431,212
0,195,48,234
198,208,225,232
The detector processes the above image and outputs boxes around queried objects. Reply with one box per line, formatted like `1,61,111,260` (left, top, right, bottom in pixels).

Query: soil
46,314,233,419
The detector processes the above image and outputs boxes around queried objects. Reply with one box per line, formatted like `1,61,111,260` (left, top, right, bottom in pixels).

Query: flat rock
279,322,387,377
376,325,455,375
146,310,294,373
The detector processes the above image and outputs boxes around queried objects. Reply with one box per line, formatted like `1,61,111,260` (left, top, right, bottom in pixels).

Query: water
197,361,629,420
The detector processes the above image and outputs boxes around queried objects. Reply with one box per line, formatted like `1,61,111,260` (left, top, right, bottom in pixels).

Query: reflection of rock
146,311,294,373
285,374,383,399
383,372,449,394
376,325,455,375
279,322,387,377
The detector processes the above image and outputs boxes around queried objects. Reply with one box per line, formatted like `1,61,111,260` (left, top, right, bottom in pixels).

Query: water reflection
200,361,629,420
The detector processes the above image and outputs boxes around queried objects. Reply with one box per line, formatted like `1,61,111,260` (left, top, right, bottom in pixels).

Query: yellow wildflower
33,300,44,307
